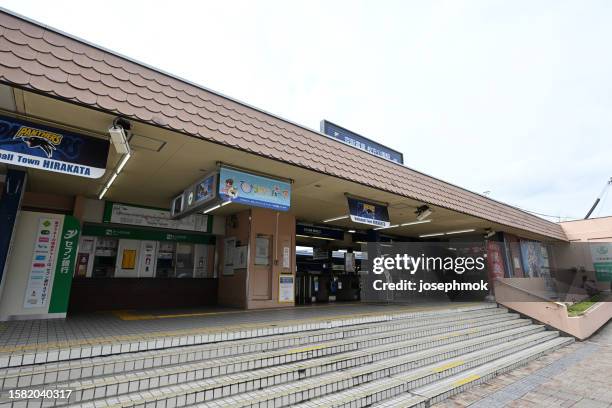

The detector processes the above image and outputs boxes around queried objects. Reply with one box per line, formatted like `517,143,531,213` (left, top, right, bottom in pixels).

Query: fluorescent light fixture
445,229,476,235
348,229,356,233
116,152,131,174
296,234,336,241
400,219,432,226
98,186,109,200
203,204,221,214
201,200,231,215
374,224,399,231
323,215,349,223
107,172,118,186
419,232,444,238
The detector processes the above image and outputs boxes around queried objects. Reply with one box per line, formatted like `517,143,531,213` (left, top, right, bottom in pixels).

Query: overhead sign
171,172,218,219
347,196,391,228
219,167,291,211
0,115,109,178
320,120,403,164
104,202,211,233
296,223,345,240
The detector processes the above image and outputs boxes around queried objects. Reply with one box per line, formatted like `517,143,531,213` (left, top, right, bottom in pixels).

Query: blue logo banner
219,167,291,211
0,115,109,178
347,197,390,228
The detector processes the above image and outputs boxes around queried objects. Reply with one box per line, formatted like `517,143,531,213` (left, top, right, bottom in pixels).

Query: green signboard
82,224,215,245
48,216,80,313
591,243,612,282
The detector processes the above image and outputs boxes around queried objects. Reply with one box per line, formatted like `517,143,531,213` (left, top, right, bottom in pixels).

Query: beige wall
217,210,250,308
560,216,612,242
217,208,296,309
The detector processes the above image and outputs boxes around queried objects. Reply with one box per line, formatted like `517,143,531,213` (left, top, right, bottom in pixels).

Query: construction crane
585,177,612,219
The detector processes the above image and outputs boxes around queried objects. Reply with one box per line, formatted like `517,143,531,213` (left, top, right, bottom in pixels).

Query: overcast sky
2,0,611,221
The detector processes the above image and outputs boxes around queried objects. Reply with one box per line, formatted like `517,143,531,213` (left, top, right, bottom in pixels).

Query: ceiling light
374,224,399,230
296,234,336,241
348,229,356,233
400,219,432,226
445,229,476,235
323,215,349,223
419,232,444,238
116,152,131,174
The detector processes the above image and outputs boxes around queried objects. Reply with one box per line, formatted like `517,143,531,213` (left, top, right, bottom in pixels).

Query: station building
0,10,574,321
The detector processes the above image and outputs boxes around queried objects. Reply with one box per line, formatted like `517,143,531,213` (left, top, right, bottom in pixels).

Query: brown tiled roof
0,10,567,241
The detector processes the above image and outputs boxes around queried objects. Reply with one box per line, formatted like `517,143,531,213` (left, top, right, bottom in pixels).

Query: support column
0,169,27,297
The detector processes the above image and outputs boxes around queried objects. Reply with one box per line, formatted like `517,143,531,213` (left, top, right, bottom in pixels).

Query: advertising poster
590,243,612,282
24,217,60,308
279,275,294,302
486,241,506,282
0,114,109,178
218,167,291,211
347,197,391,228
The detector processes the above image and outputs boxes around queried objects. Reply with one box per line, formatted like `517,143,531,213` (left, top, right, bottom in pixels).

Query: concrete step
57,321,547,408
290,332,573,408
0,304,500,369
196,330,559,408
371,337,574,408
0,307,513,391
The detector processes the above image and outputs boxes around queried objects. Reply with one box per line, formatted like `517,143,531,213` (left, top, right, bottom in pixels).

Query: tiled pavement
432,319,612,407
0,303,448,350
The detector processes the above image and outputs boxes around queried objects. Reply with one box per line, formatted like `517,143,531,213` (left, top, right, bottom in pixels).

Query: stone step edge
0,304,501,368
0,311,519,390
79,326,552,408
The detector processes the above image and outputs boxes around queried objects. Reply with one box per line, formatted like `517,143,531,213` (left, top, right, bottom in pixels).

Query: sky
2,0,611,221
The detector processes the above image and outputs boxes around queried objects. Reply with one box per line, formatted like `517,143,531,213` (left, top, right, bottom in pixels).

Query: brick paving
433,319,612,407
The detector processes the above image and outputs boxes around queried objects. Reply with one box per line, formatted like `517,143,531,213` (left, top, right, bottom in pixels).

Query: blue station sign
219,167,291,211
320,120,404,164
0,115,109,178
347,196,391,228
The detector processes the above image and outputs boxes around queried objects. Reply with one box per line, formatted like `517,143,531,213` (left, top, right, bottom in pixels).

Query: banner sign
320,120,404,164
24,217,60,308
82,224,215,245
296,223,344,240
0,115,109,178
48,216,80,313
105,202,211,233
171,172,218,218
219,167,291,211
590,243,612,282
347,197,391,228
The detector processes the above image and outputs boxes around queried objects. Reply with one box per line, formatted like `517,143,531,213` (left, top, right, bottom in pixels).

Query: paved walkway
0,301,471,352
433,319,612,408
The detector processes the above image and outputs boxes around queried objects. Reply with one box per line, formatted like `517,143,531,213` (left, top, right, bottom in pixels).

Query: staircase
0,303,573,408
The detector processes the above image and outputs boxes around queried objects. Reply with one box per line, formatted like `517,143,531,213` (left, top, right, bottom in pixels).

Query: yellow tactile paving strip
0,303,483,354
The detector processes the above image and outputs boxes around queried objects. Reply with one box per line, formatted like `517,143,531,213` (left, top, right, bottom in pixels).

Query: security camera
484,229,496,239
108,118,131,155
415,205,432,221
